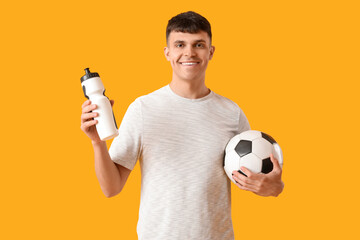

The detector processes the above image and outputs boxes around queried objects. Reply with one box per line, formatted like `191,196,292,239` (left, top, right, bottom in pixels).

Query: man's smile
179,61,200,66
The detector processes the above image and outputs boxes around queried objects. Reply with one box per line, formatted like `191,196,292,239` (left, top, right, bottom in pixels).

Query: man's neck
169,78,210,99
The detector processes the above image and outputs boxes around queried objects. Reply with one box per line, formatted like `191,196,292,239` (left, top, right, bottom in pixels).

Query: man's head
166,11,212,45
164,11,215,83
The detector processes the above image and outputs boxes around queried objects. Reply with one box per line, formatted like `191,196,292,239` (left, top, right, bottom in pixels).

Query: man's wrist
92,140,106,148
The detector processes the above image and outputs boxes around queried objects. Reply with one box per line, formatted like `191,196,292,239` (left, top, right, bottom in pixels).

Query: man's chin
174,73,205,83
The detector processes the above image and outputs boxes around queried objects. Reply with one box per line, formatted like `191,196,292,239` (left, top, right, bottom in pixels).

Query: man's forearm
93,141,122,197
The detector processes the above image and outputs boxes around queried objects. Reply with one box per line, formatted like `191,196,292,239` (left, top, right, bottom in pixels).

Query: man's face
164,31,215,83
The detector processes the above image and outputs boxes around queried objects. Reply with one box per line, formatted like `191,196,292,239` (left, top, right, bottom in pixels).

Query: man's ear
164,47,170,61
209,46,215,60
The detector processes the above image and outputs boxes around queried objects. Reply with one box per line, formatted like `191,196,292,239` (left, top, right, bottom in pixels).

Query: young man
80,11,284,240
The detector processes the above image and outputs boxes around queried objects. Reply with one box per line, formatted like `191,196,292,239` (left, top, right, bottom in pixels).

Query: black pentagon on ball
235,140,252,157
261,132,277,144
261,157,273,174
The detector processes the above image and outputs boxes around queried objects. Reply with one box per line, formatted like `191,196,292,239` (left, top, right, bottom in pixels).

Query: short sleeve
238,108,251,134
109,99,142,170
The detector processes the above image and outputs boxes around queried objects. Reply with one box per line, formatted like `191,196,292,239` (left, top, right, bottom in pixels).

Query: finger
240,166,255,178
235,167,264,184
81,100,91,108
81,119,98,130
82,104,97,114
270,154,281,171
232,169,247,178
234,180,258,193
232,171,257,187
81,112,98,123
110,99,114,107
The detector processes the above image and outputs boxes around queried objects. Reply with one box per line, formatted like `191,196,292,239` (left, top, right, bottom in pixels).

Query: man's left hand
232,154,284,197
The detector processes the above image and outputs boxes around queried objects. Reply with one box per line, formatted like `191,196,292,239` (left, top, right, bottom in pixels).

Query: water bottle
80,68,119,141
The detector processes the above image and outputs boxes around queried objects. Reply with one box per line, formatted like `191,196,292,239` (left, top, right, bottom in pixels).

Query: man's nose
184,46,196,56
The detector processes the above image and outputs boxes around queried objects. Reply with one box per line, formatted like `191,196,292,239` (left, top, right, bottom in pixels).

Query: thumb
270,154,281,171
110,99,115,107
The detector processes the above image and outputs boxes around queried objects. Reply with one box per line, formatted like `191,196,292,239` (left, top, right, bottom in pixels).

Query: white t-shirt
109,85,250,240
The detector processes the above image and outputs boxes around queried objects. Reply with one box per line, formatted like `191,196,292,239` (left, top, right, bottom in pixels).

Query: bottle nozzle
81,67,99,83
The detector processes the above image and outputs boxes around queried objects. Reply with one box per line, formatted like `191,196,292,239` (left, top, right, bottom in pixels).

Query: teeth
181,62,197,65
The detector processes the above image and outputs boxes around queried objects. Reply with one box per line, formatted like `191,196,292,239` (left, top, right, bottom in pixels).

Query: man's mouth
179,62,200,66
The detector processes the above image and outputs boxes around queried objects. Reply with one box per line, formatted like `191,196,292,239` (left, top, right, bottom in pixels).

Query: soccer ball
224,130,283,183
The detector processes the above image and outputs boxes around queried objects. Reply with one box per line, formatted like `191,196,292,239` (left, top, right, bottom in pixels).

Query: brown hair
166,11,212,44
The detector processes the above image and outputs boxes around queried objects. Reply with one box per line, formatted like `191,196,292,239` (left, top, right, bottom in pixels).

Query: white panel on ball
238,130,262,141
252,138,274,160
272,143,283,167
239,154,262,174
224,150,241,180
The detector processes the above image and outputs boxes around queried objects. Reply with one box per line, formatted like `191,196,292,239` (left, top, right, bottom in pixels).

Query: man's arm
93,141,131,198
81,100,131,198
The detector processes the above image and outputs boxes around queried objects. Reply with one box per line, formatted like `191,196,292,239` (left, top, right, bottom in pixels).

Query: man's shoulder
142,85,168,98
130,85,170,110
212,91,241,111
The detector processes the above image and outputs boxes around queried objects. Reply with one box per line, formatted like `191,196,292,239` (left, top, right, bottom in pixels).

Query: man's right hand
80,99,114,143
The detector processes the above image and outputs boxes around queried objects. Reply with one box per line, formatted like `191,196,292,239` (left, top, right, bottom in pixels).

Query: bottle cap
81,68,100,83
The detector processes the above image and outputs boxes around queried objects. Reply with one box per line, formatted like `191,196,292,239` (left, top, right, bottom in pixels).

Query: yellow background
1,0,359,239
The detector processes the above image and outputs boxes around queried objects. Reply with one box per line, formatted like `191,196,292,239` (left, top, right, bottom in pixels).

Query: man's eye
196,43,204,48
176,44,183,47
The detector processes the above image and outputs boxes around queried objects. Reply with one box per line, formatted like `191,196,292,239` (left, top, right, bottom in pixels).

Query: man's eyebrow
174,40,185,44
173,39,207,44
